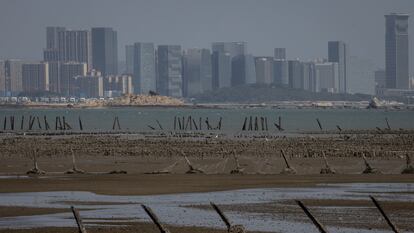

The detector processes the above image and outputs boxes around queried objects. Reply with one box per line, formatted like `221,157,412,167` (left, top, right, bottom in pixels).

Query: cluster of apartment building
0,13,410,99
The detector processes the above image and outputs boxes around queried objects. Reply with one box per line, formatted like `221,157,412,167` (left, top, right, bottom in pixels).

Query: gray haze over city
0,0,413,95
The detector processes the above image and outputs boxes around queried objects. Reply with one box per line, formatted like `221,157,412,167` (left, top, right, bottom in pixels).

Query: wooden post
112,117,116,130
242,117,247,131
369,196,400,233
362,154,380,174
280,149,296,174
36,116,42,129
184,155,204,174
279,116,281,129
71,206,88,233
210,202,231,229
254,117,258,131
141,204,171,233
280,149,291,169
206,117,211,130
78,117,83,131
177,116,182,130
192,118,198,130
336,125,342,131
296,200,329,233
20,116,24,130
10,116,15,130
28,116,35,130
316,118,323,131
55,116,62,130
156,120,163,130
261,117,265,131
210,202,246,233
173,116,177,130
3,116,6,130
218,117,222,130
199,117,202,130
248,116,253,131
44,116,50,130
265,117,268,131
63,116,72,130
385,117,391,130
274,116,284,131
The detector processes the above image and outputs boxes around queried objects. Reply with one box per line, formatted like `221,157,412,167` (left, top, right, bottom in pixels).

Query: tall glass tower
385,13,409,89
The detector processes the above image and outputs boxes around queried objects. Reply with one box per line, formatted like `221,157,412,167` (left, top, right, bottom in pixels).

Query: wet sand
0,224,230,233
0,133,413,232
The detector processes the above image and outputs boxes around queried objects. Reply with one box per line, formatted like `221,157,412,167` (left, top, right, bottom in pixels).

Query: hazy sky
0,0,413,73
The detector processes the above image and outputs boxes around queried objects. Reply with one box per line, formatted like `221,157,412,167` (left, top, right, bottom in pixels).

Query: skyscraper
22,62,49,93
60,62,87,96
43,27,65,62
133,43,156,94
288,60,302,89
57,29,92,66
125,45,134,74
182,48,212,97
4,60,23,96
255,57,274,84
212,52,231,89
328,41,347,93
157,45,182,97
302,62,316,91
273,60,289,86
92,27,118,76
0,61,5,96
385,13,409,89
315,62,339,93
274,48,286,60
73,70,103,98
212,42,247,87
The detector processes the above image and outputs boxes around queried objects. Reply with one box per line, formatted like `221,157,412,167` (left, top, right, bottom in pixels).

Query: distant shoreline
1,102,413,110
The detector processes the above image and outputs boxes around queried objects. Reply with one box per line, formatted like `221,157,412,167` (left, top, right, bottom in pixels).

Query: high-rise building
255,57,274,84
385,13,409,89
302,62,316,91
57,29,92,67
125,45,134,74
92,27,118,76
44,27,66,62
212,51,231,89
273,60,289,86
46,27,65,49
4,60,23,96
47,61,60,93
212,42,247,87
157,45,182,97
288,60,302,89
231,54,256,86
328,41,347,93
104,74,133,97
22,62,49,93
72,70,103,98
182,48,212,97
60,62,87,96
315,62,339,93
133,43,156,94
274,48,286,60
0,61,5,96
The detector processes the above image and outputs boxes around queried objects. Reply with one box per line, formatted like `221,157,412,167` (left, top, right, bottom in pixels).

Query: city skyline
0,0,413,75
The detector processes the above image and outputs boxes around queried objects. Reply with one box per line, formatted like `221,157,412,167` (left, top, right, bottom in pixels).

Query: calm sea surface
0,107,413,133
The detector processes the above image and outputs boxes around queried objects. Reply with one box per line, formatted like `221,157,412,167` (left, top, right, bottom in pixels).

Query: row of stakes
69,196,402,233
1,115,399,132
26,149,414,176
